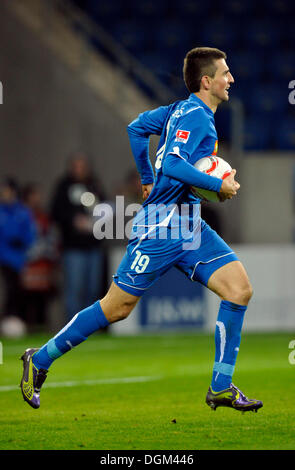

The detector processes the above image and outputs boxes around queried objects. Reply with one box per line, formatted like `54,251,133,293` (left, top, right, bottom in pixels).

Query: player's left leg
205,260,262,412
20,282,140,408
20,225,181,409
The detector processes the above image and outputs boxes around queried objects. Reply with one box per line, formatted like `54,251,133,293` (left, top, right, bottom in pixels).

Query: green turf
0,332,295,450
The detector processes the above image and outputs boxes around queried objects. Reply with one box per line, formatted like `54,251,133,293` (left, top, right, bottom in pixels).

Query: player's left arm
127,105,172,187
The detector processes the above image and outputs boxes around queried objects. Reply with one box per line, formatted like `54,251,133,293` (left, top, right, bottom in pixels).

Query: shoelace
230,383,248,400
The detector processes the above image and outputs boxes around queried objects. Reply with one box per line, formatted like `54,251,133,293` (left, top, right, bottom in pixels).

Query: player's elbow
127,122,134,134
127,119,142,137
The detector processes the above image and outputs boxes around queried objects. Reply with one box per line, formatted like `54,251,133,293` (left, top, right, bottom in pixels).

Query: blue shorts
113,219,238,297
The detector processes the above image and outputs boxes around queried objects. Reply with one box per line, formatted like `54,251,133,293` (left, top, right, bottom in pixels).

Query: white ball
191,156,232,202
0,316,27,338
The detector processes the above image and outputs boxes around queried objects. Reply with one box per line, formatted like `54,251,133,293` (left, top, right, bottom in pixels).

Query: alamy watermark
288,80,295,105
288,340,295,365
92,196,202,251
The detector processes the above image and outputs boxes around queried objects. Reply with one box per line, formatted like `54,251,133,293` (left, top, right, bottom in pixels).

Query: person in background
20,183,59,331
0,178,36,320
111,168,142,244
50,153,106,320
121,168,143,206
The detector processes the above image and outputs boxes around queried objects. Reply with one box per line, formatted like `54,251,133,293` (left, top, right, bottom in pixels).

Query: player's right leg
177,220,263,413
20,282,139,409
205,260,262,412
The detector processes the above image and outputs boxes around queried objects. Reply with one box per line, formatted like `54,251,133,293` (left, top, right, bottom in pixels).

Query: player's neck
194,92,218,114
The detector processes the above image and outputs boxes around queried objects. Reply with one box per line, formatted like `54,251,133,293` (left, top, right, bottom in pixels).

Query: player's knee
239,283,253,305
227,282,253,306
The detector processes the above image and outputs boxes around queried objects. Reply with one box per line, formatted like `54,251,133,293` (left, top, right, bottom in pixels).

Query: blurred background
0,0,294,338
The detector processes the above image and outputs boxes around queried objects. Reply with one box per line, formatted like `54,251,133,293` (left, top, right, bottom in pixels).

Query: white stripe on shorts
190,251,235,281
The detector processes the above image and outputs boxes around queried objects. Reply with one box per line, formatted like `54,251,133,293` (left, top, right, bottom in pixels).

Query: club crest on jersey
176,129,190,143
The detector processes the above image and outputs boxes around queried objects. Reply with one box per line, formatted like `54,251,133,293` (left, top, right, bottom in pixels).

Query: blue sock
211,300,247,392
32,301,109,370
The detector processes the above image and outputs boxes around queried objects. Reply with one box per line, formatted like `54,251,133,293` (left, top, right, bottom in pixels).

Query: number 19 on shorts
130,250,150,273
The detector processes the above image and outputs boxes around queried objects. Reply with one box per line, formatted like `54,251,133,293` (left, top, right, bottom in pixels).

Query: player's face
210,59,234,103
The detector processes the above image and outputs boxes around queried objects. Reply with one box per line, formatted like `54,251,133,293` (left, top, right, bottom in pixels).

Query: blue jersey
114,94,237,295
127,93,221,234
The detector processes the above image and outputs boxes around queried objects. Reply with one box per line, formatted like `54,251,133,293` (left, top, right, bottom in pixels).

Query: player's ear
200,75,211,90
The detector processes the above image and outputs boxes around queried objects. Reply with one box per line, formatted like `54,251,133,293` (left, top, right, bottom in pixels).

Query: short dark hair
183,47,227,93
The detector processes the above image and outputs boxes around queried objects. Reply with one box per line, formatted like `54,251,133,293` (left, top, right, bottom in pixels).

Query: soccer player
20,47,263,413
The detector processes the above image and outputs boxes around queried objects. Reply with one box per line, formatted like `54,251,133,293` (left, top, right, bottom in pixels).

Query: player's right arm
164,155,239,199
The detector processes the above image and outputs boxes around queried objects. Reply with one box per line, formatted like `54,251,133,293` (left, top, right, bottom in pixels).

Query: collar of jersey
189,93,214,117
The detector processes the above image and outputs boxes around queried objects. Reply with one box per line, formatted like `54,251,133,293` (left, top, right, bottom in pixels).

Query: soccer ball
191,156,232,202
0,316,27,338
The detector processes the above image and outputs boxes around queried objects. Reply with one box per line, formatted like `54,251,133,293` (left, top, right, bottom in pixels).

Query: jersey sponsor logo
175,129,190,143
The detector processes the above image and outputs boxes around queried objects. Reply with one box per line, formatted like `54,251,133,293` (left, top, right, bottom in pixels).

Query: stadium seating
197,18,241,51
269,52,295,82
274,117,295,150
247,83,289,115
243,115,273,151
229,52,265,83
111,19,150,55
243,20,282,49
69,0,295,150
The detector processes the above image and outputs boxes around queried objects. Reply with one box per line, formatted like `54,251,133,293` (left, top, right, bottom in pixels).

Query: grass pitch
0,332,295,450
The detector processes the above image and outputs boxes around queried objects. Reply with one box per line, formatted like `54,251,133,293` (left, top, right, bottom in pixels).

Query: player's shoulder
171,96,208,120
169,98,208,133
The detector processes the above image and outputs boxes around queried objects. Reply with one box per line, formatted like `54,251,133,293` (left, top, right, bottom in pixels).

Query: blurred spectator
50,153,106,320
121,168,142,205
0,178,36,320
20,183,59,330
112,168,142,205
112,168,143,243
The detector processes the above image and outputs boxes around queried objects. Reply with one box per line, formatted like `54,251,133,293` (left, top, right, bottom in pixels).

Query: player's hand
142,184,153,201
218,169,240,202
